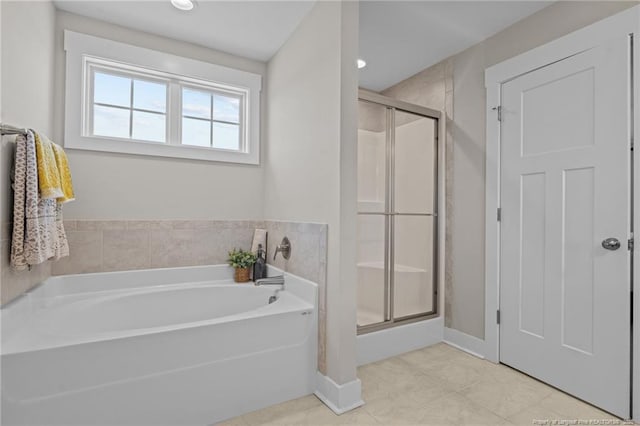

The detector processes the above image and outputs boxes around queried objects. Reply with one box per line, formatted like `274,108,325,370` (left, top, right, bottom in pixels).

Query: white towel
10,131,69,270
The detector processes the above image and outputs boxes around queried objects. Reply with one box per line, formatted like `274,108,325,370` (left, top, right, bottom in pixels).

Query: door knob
602,238,621,251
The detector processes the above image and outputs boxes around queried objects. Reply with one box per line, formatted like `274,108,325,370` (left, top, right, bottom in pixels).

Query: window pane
94,72,131,107
213,95,240,123
182,118,211,147
133,80,166,113
212,122,240,150
182,88,211,119
132,111,165,142
93,105,129,138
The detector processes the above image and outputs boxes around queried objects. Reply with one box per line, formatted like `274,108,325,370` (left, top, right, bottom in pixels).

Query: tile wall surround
1,218,329,372
50,220,264,275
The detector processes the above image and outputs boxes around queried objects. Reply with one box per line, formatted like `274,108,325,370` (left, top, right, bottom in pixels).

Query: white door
500,35,631,418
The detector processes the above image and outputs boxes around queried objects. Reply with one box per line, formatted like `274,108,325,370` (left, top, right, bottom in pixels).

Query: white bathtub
1,265,318,425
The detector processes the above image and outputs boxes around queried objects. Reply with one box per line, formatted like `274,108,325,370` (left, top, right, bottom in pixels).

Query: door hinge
629,233,634,251
497,208,502,222
497,310,501,325
492,105,502,122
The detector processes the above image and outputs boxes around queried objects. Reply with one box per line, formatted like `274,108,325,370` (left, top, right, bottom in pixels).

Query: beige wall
1,0,56,225
264,1,359,384
53,11,267,221
1,0,57,303
335,0,359,387
382,1,638,339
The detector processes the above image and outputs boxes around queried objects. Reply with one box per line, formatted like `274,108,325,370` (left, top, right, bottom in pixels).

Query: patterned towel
10,131,69,271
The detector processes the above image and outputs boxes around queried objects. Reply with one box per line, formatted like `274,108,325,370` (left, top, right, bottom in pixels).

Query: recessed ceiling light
171,0,195,11
357,59,367,69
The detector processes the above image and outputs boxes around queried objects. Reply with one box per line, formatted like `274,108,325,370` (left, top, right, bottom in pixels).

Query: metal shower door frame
357,89,443,335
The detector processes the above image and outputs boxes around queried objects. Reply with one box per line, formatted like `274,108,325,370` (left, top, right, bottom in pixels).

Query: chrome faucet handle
273,236,291,260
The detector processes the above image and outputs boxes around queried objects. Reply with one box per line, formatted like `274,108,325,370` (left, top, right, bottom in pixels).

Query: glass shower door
357,100,388,327
357,93,439,334
392,110,437,320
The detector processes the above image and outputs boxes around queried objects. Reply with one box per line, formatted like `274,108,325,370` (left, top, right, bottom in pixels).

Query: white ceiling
54,1,551,91
53,0,316,62
359,1,552,91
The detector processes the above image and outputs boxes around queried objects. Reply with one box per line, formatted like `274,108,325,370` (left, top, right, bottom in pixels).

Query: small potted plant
227,248,257,283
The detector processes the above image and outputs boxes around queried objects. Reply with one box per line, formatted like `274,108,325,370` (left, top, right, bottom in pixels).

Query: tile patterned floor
220,343,626,425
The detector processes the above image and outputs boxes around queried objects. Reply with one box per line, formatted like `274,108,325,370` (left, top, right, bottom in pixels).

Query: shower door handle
601,238,621,251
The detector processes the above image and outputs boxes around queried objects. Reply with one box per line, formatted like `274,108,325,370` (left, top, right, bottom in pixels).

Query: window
181,87,242,150
91,69,168,143
64,31,261,164
84,60,248,151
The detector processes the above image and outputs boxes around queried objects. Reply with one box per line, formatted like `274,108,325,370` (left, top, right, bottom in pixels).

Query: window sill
65,135,260,164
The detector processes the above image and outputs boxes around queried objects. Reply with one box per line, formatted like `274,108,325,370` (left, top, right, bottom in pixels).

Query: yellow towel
51,143,75,203
34,133,63,200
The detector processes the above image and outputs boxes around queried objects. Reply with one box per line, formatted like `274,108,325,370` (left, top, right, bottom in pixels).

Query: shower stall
357,90,441,334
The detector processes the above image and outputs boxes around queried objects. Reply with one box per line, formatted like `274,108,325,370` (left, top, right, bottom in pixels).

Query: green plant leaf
227,248,257,269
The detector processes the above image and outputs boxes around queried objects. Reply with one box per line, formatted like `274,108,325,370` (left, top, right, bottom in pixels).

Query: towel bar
0,123,28,136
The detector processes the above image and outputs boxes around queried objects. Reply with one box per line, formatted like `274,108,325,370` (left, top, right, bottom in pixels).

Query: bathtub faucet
254,275,285,287
255,275,285,304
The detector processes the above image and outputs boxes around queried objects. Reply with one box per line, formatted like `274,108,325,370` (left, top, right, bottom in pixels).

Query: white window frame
64,30,262,164
86,61,171,144
178,81,247,151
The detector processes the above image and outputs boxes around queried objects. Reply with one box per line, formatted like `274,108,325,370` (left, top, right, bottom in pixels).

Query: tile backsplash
52,220,264,275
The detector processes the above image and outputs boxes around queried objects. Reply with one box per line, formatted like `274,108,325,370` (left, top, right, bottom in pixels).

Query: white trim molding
484,70,501,364
314,373,364,415
633,11,640,422
356,317,444,366
484,5,640,421
64,30,262,164
443,327,485,359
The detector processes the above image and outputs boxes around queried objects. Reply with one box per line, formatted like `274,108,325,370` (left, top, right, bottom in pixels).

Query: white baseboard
443,327,485,359
357,317,444,366
314,373,364,415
